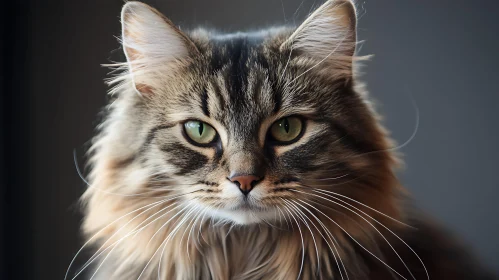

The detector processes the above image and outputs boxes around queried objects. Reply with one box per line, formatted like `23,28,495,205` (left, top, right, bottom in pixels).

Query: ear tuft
120,1,196,95
281,0,357,64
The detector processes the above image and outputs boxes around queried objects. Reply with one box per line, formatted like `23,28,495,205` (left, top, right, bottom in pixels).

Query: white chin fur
204,206,276,225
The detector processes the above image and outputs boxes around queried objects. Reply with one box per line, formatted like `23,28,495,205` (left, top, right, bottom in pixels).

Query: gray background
3,0,498,279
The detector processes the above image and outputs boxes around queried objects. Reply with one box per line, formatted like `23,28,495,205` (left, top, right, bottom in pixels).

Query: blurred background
2,0,498,279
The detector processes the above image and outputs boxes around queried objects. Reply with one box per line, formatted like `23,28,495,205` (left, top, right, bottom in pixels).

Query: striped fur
76,1,495,279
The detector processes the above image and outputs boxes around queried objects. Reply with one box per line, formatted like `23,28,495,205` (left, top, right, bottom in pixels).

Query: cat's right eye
183,120,218,146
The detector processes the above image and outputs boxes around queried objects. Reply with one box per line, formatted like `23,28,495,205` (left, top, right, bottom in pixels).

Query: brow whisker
283,32,349,90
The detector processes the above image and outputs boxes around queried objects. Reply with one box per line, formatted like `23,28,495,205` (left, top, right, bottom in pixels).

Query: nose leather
229,175,261,195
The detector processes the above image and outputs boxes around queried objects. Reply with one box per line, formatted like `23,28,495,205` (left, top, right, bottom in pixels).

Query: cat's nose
229,174,261,195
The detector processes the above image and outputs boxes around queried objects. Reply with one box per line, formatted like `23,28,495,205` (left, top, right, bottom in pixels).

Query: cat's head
85,0,400,229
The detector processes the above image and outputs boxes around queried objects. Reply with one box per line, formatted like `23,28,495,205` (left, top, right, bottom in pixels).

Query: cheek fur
161,142,209,175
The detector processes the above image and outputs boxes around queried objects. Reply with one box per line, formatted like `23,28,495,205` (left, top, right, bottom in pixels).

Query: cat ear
281,0,357,68
120,1,198,95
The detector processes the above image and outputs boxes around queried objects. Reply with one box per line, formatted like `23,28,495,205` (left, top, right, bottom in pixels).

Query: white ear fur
120,1,195,95
281,0,357,61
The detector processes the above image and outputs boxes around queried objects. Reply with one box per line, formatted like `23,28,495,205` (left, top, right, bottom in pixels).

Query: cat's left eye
268,116,304,144
183,120,217,146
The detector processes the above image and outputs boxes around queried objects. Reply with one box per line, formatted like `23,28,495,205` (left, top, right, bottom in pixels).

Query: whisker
74,150,197,197
301,174,366,188
312,188,414,228
137,203,194,280
198,208,210,245
158,205,198,279
179,204,201,248
298,199,409,280
70,195,190,279
145,202,194,249
283,199,321,275
276,205,291,230
283,33,349,90
300,196,381,247
291,91,419,162
311,189,428,280
279,44,294,82
354,90,420,156
303,174,350,181
292,200,348,280
87,202,176,280
65,197,172,280
85,194,190,264
253,207,285,231
74,202,183,280
186,205,206,262
225,222,236,239
281,200,305,280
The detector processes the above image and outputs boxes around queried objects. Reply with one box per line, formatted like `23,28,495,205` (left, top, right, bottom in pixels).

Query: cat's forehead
193,28,289,72
194,32,283,133
202,31,276,77
164,29,340,140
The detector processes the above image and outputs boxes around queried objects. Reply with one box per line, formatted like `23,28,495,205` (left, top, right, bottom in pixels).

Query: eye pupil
198,122,204,135
283,118,290,133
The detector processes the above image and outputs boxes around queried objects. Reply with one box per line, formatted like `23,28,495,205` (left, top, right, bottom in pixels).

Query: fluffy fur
72,1,496,279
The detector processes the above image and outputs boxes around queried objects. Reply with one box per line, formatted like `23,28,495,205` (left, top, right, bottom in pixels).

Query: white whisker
293,200,348,280
283,32,348,90
87,202,173,280
186,205,206,262
312,189,428,280
137,203,194,280
65,198,170,280
158,205,198,279
283,199,320,274
281,200,305,280
298,198,409,280
73,202,183,280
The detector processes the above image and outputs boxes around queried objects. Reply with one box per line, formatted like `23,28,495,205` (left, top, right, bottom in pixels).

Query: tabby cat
73,0,496,279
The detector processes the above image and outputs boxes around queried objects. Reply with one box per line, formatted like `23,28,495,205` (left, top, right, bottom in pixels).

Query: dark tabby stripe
201,89,210,117
161,142,208,175
138,123,176,157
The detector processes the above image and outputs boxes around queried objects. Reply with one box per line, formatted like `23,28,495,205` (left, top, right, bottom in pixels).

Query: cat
72,0,496,279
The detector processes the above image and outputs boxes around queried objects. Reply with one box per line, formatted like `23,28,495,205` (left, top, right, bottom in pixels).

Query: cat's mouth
203,198,276,225
232,200,265,212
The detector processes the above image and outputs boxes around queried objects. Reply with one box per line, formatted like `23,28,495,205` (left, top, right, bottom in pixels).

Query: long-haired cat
72,0,496,279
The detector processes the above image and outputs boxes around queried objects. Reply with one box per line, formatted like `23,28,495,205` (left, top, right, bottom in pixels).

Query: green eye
184,120,217,145
269,117,303,143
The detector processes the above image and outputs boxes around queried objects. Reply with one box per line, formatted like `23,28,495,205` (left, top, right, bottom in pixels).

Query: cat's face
144,39,345,224
95,0,397,226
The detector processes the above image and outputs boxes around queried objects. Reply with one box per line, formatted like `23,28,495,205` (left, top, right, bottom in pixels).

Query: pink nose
229,175,261,195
